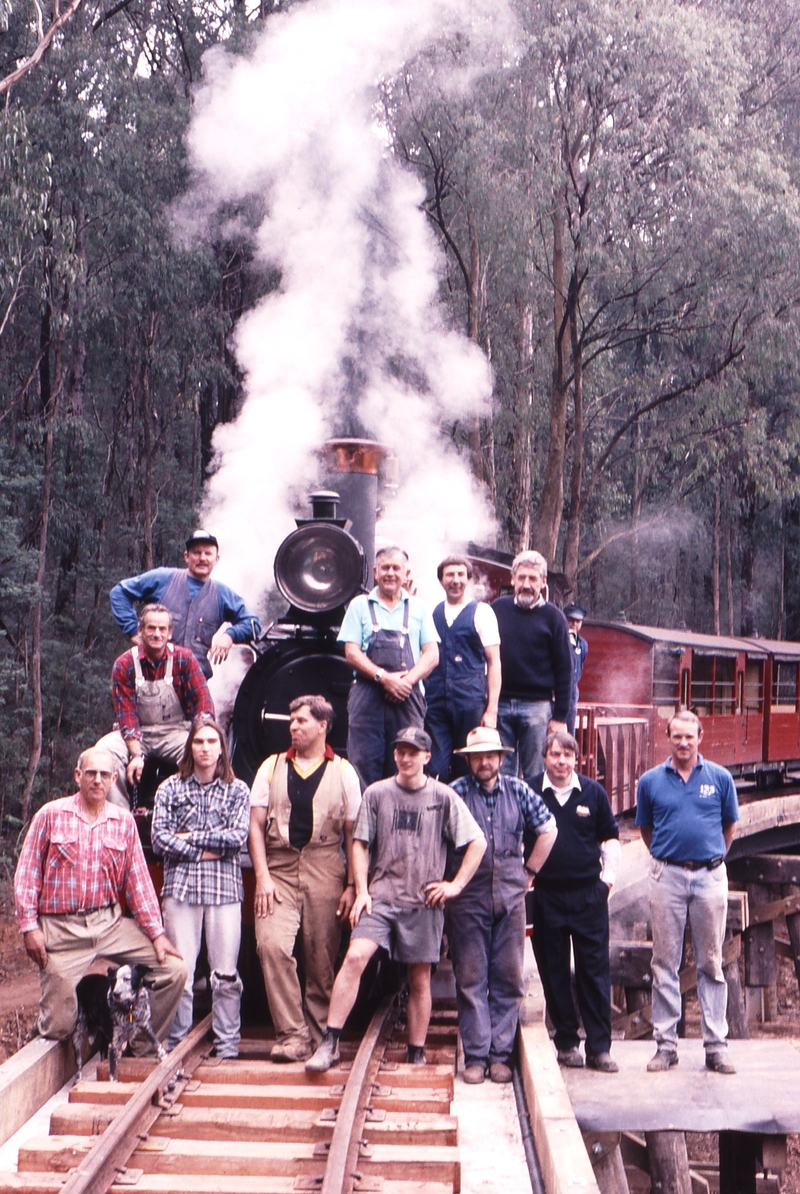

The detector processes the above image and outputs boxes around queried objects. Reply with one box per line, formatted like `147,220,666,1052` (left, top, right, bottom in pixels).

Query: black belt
662,857,724,871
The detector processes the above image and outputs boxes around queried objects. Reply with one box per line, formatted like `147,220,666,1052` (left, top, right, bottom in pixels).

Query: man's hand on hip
23,929,48,969
547,719,567,735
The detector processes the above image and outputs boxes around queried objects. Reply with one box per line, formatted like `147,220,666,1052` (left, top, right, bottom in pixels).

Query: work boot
489,1062,513,1083
463,1063,486,1085
407,1045,427,1065
305,1031,341,1073
271,1035,313,1063
586,1052,619,1073
647,1048,679,1072
557,1047,584,1068
705,1051,736,1074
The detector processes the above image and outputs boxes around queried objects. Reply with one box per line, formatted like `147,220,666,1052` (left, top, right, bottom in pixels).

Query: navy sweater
492,598,573,721
529,773,618,888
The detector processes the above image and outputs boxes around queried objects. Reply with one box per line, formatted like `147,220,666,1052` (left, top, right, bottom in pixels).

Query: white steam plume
187,0,516,611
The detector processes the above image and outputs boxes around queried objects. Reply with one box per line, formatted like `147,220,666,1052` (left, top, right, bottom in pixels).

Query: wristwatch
374,669,385,683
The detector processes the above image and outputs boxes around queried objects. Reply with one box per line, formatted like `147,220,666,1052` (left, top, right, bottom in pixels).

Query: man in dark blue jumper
492,551,573,783
447,726,557,1085
530,730,621,1072
425,556,502,782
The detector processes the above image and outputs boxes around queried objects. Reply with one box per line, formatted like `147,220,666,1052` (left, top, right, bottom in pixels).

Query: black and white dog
73,963,167,1081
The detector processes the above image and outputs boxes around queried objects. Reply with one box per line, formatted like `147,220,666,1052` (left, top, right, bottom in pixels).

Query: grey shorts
351,900,444,963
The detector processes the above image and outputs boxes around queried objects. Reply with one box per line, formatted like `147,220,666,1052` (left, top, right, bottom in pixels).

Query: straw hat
454,727,514,755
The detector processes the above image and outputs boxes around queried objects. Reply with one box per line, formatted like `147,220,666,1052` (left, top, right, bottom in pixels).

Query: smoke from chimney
181,0,516,617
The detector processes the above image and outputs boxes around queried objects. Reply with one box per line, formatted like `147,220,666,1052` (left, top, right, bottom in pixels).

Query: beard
515,591,536,608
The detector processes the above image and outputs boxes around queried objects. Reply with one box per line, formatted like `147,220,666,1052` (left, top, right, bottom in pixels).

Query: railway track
0,994,462,1194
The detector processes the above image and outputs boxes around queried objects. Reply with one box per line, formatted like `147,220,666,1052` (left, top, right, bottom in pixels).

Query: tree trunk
21,305,58,823
533,195,568,563
562,300,583,588
508,295,533,552
777,501,785,638
712,487,721,635
725,510,735,636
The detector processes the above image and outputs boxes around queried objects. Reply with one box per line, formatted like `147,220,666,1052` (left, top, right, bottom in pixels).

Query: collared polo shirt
337,588,439,663
635,753,739,862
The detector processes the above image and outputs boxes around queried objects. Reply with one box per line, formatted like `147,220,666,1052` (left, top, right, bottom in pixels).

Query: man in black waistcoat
425,556,502,782
529,730,621,1072
492,551,573,783
110,530,261,679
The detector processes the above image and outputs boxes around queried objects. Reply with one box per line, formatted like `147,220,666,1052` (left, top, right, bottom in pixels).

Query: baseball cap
563,603,587,619
186,530,219,551
392,726,432,752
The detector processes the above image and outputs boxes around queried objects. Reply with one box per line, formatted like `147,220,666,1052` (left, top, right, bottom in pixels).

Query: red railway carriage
576,622,800,815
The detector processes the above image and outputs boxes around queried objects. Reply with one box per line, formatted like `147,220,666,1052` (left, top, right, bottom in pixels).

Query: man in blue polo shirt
338,545,439,788
636,711,739,1074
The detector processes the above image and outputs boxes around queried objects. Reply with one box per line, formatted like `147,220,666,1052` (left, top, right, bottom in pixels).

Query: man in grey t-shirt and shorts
306,726,486,1071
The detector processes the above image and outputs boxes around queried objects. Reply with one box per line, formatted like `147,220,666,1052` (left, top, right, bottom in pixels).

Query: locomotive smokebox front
230,438,389,784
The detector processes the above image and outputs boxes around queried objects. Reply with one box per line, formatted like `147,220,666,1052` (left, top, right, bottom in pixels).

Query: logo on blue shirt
698,783,716,798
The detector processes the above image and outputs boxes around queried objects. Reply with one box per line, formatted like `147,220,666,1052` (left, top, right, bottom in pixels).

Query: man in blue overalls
563,603,588,737
425,556,502,782
110,530,261,679
338,546,439,789
446,726,557,1085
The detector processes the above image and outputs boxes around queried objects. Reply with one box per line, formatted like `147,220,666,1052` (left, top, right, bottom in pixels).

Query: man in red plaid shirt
96,603,215,808
15,747,186,1044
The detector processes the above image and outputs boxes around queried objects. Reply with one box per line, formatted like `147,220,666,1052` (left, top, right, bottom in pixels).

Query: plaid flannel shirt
151,773,250,905
15,795,164,938
450,773,556,836
111,644,215,743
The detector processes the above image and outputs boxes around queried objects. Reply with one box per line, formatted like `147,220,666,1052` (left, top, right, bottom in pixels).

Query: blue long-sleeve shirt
110,567,260,643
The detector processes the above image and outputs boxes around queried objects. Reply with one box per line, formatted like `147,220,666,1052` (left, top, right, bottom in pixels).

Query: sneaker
305,1033,341,1073
647,1048,679,1072
271,1037,313,1063
705,1052,736,1074
557,1048,584,1068
463,1063,486,1085
489,1062,513,1084
586,1052,619,1073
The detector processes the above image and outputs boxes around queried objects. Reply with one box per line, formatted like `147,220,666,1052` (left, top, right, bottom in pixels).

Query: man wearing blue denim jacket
636,711,739,1074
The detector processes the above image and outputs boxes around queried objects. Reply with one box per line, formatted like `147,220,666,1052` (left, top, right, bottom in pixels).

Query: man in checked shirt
14,747,186,1045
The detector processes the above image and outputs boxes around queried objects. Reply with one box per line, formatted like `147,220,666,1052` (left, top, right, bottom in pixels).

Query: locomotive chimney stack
320,438,388,570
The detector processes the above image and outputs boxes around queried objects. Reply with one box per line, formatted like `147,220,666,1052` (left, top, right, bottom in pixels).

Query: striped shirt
15,795,164,938
151,774,250,905
451,773,556,835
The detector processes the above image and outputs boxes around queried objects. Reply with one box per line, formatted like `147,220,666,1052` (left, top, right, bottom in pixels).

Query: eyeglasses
81,770,114,780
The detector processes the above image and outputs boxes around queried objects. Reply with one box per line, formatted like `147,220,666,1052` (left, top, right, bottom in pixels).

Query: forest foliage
2,0,800,818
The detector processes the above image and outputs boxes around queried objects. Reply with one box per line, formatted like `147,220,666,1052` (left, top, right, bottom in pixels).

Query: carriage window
691,656,712,716
713,657,735,715
744,659,763,713
772,662,798,712
652,646,680,710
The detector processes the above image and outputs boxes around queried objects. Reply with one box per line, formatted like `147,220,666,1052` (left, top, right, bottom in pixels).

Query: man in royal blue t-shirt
636,711,739,1074
492,551,573,782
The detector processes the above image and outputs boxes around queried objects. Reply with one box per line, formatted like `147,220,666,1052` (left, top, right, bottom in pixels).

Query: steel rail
321,994,402,1194
58,1013,213,1194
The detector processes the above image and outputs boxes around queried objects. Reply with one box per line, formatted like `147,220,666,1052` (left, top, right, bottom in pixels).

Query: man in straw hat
446,726,558,1084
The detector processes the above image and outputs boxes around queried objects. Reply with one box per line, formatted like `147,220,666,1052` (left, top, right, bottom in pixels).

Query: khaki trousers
254,849,345,1047
96,726,190,809
38,904,187,1049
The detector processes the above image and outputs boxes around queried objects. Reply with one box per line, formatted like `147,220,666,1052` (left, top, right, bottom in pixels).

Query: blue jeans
648,858,729,1052
497,699,552,783
162,896,243,1058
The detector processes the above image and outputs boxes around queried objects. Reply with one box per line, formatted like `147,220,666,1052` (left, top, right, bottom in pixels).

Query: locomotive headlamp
274,523,365,613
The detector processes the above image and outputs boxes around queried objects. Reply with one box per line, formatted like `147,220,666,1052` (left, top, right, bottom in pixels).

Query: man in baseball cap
306,720,486,1072
563,603,588,737
446,726,557,1084
110,530,260,679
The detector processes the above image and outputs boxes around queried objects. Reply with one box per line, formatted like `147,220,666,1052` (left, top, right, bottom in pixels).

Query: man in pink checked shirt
14,746,186,1047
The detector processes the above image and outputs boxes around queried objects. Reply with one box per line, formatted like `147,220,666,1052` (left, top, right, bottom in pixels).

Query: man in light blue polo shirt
338,546,439,788
636,711,739,1074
